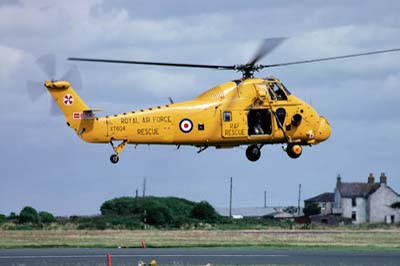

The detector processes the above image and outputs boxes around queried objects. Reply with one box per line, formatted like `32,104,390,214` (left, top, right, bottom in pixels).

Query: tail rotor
26,54,82,115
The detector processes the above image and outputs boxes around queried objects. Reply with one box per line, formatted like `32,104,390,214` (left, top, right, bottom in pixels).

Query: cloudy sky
1,0,399,216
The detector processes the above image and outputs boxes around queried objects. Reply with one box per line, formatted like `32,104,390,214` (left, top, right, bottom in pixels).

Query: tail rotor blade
30,54,81,116
61,64,82,90
50,99,62,116
26,80,46,102
36,54,56,80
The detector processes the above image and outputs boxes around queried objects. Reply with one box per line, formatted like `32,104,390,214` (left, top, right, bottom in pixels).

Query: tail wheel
246,144,261,162
287,143,302,159
110,154,119,164
109,140,128,164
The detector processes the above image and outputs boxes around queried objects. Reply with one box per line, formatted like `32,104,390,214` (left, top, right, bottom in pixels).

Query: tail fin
44,80,92,132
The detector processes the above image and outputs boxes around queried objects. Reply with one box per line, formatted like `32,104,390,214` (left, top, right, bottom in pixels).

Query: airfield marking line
0,254,289,259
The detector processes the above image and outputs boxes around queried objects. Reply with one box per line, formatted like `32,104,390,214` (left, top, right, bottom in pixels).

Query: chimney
368,173,375,184
336,174,341,187
380,172,387,185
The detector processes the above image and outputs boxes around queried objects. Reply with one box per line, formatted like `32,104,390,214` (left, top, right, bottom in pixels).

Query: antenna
264,190,267,208
143,178,146,197
297,184,302,216
229,177,233,217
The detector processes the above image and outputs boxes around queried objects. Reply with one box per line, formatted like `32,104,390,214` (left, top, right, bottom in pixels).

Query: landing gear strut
246,144,262,162
109,140,128,164
271,109,303,159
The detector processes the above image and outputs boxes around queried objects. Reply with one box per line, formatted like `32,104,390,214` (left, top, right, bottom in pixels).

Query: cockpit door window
267,87,276,100
271,83,287,100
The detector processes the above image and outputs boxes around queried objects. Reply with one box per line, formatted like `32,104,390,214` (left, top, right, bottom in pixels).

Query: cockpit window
280,83,291,95
271,83,287,100
267,87,276,100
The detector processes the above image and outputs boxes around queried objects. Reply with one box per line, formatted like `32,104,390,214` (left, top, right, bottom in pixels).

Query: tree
100,197,137,216
0,214,5,224
8,212,18,220
99,196,221,227
303,203,321,217
191,201,218,222
144,201,173,226
39,211,55,224
19,206,39,224
283,206,298,215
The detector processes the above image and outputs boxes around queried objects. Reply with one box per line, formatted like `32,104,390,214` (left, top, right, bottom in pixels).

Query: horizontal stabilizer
83,108,103,113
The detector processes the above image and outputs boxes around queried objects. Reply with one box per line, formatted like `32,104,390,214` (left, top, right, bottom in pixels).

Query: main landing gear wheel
246,144,261,162
110,154,119,164
286,143,302,159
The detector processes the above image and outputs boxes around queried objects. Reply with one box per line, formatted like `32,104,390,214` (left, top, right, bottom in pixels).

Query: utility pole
297,184,301,216
229,177,233,217
264,190,267,208
143,178,146,197
143,209,147,230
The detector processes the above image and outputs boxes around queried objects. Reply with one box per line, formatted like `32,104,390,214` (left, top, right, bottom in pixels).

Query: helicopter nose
315,116,331,142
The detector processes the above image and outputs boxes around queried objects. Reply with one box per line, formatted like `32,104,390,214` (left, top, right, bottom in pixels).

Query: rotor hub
234,64,264,78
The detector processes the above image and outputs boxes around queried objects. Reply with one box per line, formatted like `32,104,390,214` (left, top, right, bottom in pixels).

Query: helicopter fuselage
46,77,330,162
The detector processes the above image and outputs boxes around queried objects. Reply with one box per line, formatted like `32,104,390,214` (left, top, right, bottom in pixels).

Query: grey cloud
0,0,399,216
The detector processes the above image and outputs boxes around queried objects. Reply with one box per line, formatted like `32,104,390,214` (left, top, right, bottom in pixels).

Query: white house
305,173,400,224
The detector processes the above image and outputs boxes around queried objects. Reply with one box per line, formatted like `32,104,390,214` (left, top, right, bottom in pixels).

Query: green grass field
1,229,400,250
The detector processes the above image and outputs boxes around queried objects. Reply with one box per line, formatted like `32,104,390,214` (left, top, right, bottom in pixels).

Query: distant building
305,173,400,224
264,211,294,220
216,207,280,218
304,192,334,216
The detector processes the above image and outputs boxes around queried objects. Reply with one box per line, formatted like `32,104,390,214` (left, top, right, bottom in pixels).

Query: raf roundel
179,118,193,133
63,94,74,106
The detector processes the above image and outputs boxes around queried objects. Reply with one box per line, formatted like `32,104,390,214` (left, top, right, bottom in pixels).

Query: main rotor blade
68,57,235,70
262,48,400,68
247,37,286,66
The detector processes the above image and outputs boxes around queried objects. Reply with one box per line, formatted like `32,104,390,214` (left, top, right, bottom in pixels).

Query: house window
321,202,327,210
352,198,356,207
352,211,357,221
391,215,395,224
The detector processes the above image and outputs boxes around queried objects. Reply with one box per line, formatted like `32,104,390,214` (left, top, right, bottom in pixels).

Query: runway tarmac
0,248,399,266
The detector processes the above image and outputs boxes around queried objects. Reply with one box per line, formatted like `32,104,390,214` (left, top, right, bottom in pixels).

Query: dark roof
305,192,334,203
337,182,380,198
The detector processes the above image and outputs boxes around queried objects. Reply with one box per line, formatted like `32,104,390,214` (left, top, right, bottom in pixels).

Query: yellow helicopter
40,39,400,163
